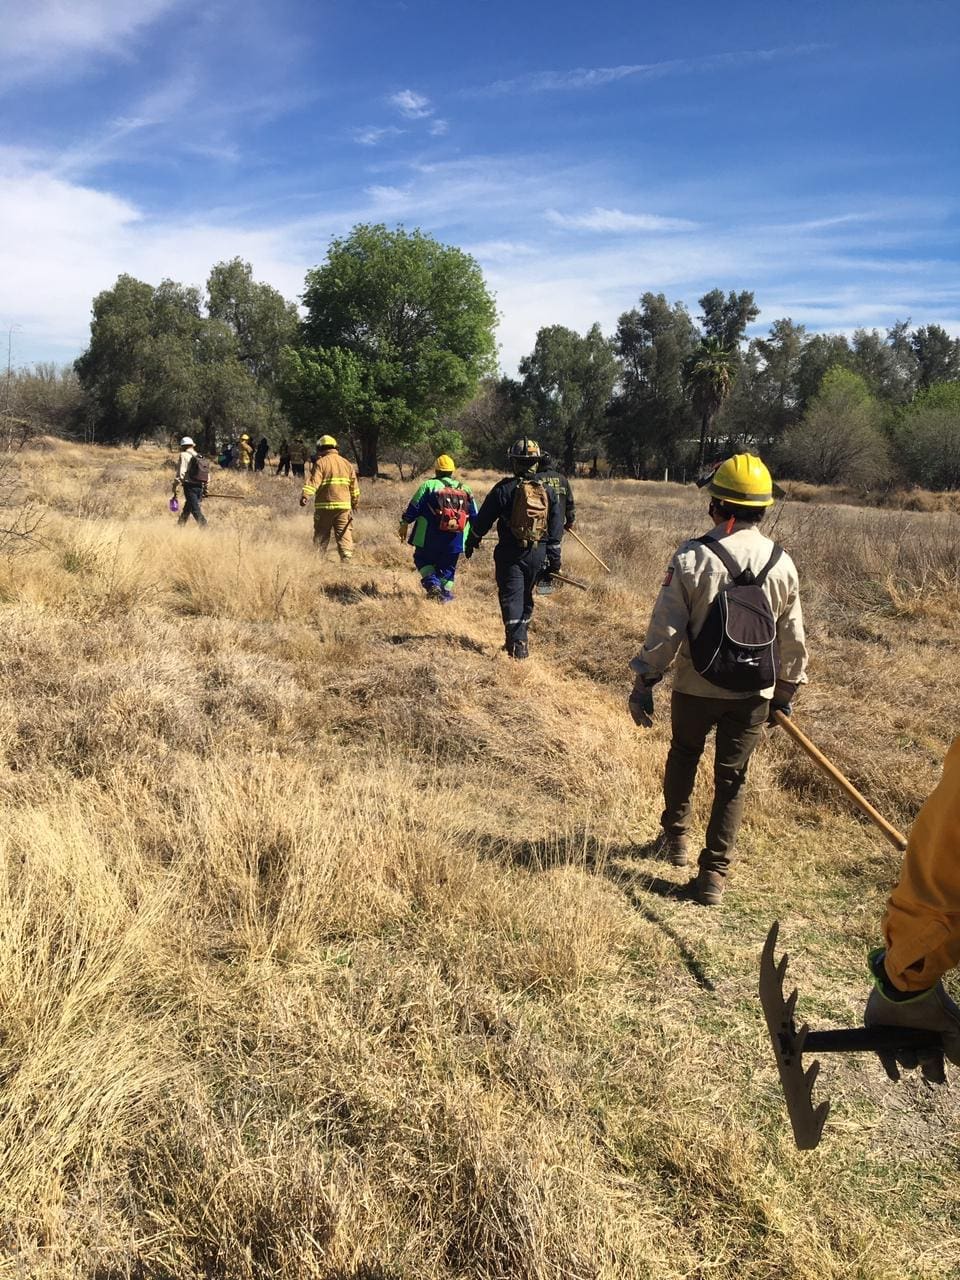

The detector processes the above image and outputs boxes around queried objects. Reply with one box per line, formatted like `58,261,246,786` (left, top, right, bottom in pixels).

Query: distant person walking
289,436,308,478
299,435,360,560
627,454,807,906
254,437,269,472
172,436,209,527
398,454,477,602
238,434,253,470
276,438,291,476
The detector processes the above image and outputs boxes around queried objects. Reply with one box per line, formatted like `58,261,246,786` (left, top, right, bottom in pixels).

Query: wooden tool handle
774,711,908,851
567,527,612,574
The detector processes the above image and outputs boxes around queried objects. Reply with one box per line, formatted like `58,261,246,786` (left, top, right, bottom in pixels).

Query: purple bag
169,497,180,513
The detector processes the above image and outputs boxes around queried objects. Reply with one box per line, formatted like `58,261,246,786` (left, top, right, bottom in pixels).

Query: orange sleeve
883,736,960,991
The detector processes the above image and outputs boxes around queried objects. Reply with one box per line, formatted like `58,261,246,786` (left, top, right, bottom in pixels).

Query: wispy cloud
429,119,449,137
466,44,826,97
390,89,433,118
0,0,184,90
353,125,405,146
547,206,697,233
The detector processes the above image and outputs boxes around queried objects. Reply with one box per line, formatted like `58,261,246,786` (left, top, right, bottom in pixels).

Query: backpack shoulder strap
754,544,784,587
695,535,743,581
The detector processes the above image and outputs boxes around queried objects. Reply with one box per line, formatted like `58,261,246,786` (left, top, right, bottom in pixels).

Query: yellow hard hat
708,453,775,508
435,454,455,473
318,434,337,448
240,434,250,441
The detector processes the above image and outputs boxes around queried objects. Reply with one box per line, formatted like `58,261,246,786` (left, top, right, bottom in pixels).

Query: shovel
759,921,942,1148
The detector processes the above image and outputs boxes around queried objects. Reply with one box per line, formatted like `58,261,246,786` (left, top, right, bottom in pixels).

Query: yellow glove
397,521,409,543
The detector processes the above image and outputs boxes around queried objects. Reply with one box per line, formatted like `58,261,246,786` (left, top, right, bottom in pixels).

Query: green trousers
661,690,769,875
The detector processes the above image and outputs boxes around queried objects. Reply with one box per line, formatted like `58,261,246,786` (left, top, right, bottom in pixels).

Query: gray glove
865,948,960,1083
628,676,655,728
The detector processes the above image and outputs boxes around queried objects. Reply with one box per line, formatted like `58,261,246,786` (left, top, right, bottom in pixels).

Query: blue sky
2,0,958,371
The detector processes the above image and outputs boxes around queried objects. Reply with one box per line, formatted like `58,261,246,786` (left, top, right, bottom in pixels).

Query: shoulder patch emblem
661,567,674,588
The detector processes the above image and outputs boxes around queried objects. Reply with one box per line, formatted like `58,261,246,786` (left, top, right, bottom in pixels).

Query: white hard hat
180,436,195,448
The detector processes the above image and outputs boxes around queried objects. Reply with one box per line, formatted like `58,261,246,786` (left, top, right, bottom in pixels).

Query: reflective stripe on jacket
630,523,807,699
302,450,360,510
883,737,960,991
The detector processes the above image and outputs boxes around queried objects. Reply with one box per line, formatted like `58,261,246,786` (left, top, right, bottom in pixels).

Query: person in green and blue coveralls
398,455,478,603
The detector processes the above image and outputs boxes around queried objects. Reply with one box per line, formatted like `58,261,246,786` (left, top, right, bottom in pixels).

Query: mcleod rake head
759,921,943,1149
759,921,830,1149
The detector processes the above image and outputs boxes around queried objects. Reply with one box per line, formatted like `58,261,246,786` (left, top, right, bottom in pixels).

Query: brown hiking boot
651,831,689,868
691,869,726,907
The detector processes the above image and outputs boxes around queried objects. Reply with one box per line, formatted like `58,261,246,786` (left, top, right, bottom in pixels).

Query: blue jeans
178,484,207,526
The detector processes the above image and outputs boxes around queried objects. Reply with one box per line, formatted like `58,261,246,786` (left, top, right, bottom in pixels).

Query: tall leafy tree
287,224,497,475
207,258,299,386
753,318,806,441
605,293,697,475
850,326,916,404
892,381,960,489
698,288,760,349
685,336,737,472
519,323,617,472
796,332,852,412
910,325,960,390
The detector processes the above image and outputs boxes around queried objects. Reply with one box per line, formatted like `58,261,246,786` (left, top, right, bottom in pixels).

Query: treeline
452,293,960,491
4,223,960,489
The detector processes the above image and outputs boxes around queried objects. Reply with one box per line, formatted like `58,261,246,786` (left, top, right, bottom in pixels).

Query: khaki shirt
175,447,198,485
631,523,807,699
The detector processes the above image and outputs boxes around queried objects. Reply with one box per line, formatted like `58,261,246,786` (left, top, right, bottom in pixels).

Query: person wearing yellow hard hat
627,453,808,906
398,454,478,602
237,433,253,470
299,434,360,560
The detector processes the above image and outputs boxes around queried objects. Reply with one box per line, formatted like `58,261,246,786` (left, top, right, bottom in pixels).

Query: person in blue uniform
398,455,478,603
464,439,563,660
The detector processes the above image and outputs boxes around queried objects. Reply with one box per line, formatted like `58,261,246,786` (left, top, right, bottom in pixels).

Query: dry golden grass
0,441,956,1278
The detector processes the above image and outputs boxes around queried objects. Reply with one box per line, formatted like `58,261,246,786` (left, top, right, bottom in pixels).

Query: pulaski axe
759,922,942,1149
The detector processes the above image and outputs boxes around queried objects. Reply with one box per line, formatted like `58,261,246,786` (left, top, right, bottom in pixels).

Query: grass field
0,440,957,1279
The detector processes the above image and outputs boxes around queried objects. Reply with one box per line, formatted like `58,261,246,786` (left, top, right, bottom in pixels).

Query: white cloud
2,148,957,378
547,206,697,232
390,89,433,119
353,125,405,146
429,119,449,137
467,44,825,97
0,0,183,89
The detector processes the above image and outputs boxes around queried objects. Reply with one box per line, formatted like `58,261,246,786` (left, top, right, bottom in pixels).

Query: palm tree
684,337,736,473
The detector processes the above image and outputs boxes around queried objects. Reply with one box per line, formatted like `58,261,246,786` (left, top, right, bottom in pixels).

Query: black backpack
688,536,783,692
186,454,210,487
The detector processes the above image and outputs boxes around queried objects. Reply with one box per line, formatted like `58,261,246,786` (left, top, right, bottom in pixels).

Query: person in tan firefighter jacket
299,435,360,559
628,454,807,906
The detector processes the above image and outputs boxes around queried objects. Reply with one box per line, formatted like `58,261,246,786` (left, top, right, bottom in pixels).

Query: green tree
777,366,890,487
753,318,806,441
796,332,852,412
893,381,960,489
910,325,960,391
685,336,737,472
519,323,617,472
76,273,272,449
288,224,497,476
206,258,299,386
850,326,916,404
605,293,697,475
698,288,760,349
